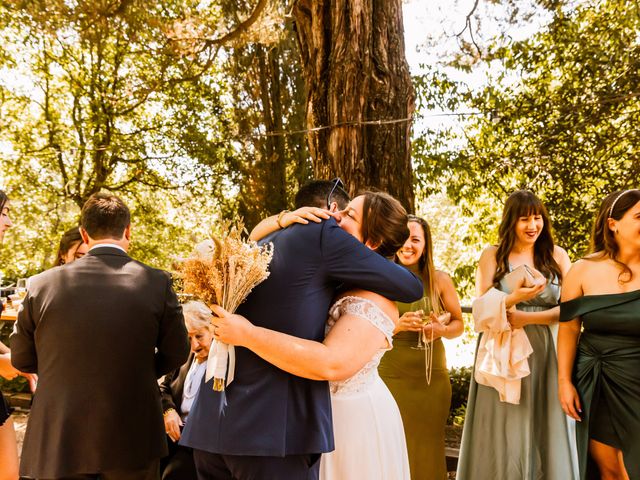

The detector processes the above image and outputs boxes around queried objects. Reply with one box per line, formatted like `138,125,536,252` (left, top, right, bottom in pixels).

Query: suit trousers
36,458,160,480
192,450,320,480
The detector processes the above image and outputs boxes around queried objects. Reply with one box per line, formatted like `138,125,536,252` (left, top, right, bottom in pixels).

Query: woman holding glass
378,215,463,480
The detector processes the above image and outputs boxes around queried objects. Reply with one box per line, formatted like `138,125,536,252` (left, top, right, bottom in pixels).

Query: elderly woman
160,301,214,480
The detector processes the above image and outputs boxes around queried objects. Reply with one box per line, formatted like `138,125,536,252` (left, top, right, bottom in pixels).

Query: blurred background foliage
0,0,637,303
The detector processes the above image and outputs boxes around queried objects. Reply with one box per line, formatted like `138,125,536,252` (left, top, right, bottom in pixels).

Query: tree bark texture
292,0,415,211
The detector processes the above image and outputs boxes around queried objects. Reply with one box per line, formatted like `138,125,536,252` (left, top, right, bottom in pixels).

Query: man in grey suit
11,192,189,480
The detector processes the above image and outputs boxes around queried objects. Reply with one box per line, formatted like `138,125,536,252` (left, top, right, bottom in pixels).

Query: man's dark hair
294,180,350,210
80,193,130,240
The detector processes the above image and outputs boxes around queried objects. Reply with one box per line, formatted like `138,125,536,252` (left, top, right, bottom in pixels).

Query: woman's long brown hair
494,190,562,285
394,215,444,314
587,189,640,283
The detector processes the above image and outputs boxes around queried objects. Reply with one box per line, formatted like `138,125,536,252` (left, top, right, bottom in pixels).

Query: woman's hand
395,311,425,333
423,313,448,341
506,309,528,329
281,207,331,228
506,283,546,308
558,379,582,422
164,409,183,442
0,353,19,380
21,372,38,392
210,304,255,347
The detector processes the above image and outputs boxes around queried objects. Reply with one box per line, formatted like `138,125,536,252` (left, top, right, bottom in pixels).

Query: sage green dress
560,289,640,480
379,295,451,480
456,277,577,480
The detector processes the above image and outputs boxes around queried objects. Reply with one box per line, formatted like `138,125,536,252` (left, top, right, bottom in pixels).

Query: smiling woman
456,190,578,480
379,215,464,480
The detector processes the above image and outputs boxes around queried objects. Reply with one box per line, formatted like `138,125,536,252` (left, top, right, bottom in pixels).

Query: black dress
0,392,12,425
560,289,640,480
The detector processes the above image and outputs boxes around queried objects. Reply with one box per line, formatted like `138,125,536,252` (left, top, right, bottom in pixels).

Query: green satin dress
378,295,451,480
560,288,640,480
456,277,577,480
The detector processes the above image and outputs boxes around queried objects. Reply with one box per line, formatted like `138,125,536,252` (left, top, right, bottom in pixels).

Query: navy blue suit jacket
180,218,422,456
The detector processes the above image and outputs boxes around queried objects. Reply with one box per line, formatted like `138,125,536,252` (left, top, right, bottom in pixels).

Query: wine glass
409,296,429,350
16,278,27,299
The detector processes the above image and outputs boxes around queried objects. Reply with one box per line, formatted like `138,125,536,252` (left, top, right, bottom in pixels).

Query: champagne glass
410,297,428,350
16,278,27,299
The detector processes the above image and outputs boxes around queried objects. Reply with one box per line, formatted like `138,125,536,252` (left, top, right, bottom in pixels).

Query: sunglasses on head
326,178,345,210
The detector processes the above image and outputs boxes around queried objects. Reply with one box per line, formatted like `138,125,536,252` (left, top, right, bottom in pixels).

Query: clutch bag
503,264,546,293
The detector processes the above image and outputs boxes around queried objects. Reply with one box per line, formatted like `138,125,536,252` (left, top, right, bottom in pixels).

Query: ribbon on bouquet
205,340,236,391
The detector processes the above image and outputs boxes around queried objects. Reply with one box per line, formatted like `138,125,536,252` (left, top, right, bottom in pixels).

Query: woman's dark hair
54,227,84,266
359,191,409,259
0,190,8,215
494,190,562,285
588,189,640,283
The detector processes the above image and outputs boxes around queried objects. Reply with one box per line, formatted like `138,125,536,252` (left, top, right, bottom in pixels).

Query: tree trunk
292,0,415,211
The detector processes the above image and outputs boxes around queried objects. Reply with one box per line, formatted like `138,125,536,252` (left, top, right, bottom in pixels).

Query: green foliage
414,0,640,264
0,0,309,276
448,366,472,425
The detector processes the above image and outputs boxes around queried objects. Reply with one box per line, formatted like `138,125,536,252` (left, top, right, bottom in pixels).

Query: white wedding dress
320,296,411,480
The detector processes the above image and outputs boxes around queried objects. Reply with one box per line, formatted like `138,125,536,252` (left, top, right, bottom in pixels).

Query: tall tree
292,0,415,211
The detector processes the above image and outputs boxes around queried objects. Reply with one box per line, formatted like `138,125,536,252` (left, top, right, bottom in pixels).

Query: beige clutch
503,264,546,292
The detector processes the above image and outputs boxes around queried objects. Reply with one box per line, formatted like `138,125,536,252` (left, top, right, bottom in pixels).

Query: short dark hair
80,193,130,240
294,180,350,210
359,191,409,259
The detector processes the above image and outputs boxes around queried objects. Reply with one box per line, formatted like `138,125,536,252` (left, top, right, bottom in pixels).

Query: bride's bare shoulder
340,289,399,321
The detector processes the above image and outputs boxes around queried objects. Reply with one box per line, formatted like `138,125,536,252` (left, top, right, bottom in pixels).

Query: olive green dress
379,295,451,480
560,288,640,480
456,277,576,480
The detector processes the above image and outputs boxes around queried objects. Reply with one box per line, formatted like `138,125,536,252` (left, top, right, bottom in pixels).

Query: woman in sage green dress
558,189,640,480
457,190,577,480
379,215,464,480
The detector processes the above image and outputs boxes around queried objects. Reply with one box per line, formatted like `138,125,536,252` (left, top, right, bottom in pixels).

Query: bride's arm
211,304,389,382
248,207,331,242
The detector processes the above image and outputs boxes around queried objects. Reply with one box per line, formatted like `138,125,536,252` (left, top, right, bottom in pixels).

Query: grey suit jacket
11,247,189,478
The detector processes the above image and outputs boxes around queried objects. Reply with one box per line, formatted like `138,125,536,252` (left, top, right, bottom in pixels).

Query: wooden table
1,308,17,322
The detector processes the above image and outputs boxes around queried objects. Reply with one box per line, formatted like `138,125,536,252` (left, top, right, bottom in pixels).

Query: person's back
11,192,189,479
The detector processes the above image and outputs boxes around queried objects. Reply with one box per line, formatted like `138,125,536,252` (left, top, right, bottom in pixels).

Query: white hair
182,300,213,331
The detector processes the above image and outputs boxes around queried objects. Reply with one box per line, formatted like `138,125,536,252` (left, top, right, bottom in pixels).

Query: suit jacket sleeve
155,273,189,378
321,221,423,303
10,290,38,373
159,367,179,412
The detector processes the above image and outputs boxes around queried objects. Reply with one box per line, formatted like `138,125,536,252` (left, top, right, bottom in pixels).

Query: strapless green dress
457,277,577,480
560,289,640,480
379,296,451,480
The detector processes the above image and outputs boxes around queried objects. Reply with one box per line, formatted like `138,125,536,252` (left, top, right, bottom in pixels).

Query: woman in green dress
456,190,576,480
379,215,464,480
558,189,640,480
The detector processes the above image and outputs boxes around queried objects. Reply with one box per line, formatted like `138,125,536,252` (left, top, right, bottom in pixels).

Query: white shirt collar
89,243,127,253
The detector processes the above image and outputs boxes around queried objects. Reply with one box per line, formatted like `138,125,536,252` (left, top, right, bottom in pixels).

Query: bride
211,191,411,480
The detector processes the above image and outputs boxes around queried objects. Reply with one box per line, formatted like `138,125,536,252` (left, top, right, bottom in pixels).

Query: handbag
503,264,546,292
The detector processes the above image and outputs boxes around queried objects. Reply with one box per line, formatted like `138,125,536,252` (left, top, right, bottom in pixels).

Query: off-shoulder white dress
319,296,411,480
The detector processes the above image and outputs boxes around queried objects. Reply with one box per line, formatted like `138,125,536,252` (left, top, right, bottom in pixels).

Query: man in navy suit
181,181,422,479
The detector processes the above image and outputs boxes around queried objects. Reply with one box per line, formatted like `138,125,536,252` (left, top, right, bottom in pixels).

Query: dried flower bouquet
177,220,273,391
